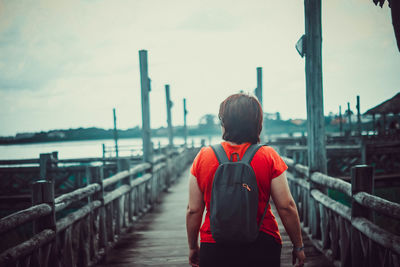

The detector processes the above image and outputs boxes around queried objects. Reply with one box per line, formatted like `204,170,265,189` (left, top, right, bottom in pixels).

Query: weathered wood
130,173,152,188
311,172,351,197
352,217,400,255
0,204,51,234
103,170,130,188
0,229,55,265
32,181,56,234
56,200,101,232
353,191,400,220
139,50,152,163
55,183,100,212
351,165,374,219
104,185,131,205
311,189,351,221
304,0,327,174
165,84,174,148
0,203,51,235
295,163,309,178
39,153,52,180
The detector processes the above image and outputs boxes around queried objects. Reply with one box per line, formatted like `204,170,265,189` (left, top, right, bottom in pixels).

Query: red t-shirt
190,142,287,244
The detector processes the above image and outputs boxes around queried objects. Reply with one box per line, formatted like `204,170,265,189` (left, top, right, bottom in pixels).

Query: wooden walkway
96,168,334,267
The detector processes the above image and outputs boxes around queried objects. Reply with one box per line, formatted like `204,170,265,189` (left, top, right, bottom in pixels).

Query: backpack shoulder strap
210,144,229,164
241,144,262,164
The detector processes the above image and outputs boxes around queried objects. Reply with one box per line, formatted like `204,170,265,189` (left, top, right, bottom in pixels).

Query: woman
186,93,305,267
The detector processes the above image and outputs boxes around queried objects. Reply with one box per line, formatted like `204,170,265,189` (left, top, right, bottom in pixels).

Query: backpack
209,143,269,244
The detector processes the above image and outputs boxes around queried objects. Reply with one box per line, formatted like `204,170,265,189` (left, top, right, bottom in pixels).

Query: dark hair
218,93,263,144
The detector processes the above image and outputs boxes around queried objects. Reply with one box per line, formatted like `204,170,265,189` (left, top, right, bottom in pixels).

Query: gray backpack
210,144,269,244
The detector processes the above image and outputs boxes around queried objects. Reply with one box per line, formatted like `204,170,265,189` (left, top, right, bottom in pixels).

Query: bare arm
186,174,205,266
271,171,305,266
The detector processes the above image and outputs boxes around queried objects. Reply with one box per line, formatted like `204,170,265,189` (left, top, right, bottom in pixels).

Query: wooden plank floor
96,167,334,267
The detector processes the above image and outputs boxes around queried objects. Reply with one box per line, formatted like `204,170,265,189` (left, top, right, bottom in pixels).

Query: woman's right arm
270,171,305,267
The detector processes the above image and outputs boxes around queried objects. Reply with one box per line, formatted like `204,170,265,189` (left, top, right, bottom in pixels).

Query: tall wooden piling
183,98,188,147
113,108,119,158
255,67,265,142
339,105,343,135
347,102,352,134
356,96,361,136
165,85,174,148
139,50,152,163
304,0,327,174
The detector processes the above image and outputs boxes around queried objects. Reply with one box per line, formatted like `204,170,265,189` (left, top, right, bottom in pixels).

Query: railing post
350,165,374,267
91,166,107,251
39,153,52,180
31,180,56,266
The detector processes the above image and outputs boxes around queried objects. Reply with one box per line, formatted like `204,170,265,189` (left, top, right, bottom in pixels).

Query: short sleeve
190,147,206,178
265,146,288,178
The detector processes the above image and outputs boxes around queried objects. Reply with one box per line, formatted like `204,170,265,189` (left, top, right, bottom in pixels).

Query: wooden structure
0,147,198,267
139,50,152,163
304,0,327,174
112,108,119,159
284,156,400,266
364,92,400,136
96,168,334,267
165,85,174,148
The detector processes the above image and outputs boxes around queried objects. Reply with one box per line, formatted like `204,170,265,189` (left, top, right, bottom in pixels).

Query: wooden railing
283,157,400,267
0,147,199,267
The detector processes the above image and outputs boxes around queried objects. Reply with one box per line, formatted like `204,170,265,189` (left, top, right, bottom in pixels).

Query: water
0,135,223,160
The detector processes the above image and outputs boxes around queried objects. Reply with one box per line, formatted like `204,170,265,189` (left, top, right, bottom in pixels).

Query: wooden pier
96,167,334,267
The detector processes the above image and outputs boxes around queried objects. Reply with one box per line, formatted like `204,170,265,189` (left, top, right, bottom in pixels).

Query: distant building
15,133,35,140
48,131,66,139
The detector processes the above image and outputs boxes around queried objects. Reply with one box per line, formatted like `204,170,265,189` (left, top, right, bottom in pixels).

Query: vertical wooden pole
304,0,326,174
356,95,361,136
32,181,56,233
31,180,56,267
347,102,352,135
139,50,152,163
39,153,52,181
183,98,188,147
113,108,119,159
51,152,58,168
351,165,374,267
372,114,376,134
256,67,265,143
304,0,325,242
165,85,174,149
339,105,343,135
255,67,263,106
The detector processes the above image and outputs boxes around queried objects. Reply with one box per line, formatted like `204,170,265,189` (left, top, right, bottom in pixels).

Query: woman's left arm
186,174,205,267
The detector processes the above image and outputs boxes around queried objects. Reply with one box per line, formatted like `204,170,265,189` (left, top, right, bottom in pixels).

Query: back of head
218,93,263,144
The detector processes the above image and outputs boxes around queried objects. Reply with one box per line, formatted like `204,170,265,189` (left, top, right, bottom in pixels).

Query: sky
0,0,399,136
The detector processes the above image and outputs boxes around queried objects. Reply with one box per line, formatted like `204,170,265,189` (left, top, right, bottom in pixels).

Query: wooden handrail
0,204,52,235
55,183,101,212
353,192,400,220
311,172,352,197
0,147,200,267
352,217,400,255
0,229,55,265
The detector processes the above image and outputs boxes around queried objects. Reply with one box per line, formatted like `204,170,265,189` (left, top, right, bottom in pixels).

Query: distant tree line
0,113,374,145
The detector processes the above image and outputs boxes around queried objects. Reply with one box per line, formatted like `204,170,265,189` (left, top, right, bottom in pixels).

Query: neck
227,141,240,146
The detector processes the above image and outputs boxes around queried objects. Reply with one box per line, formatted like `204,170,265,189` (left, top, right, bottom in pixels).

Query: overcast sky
0,0,399,136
